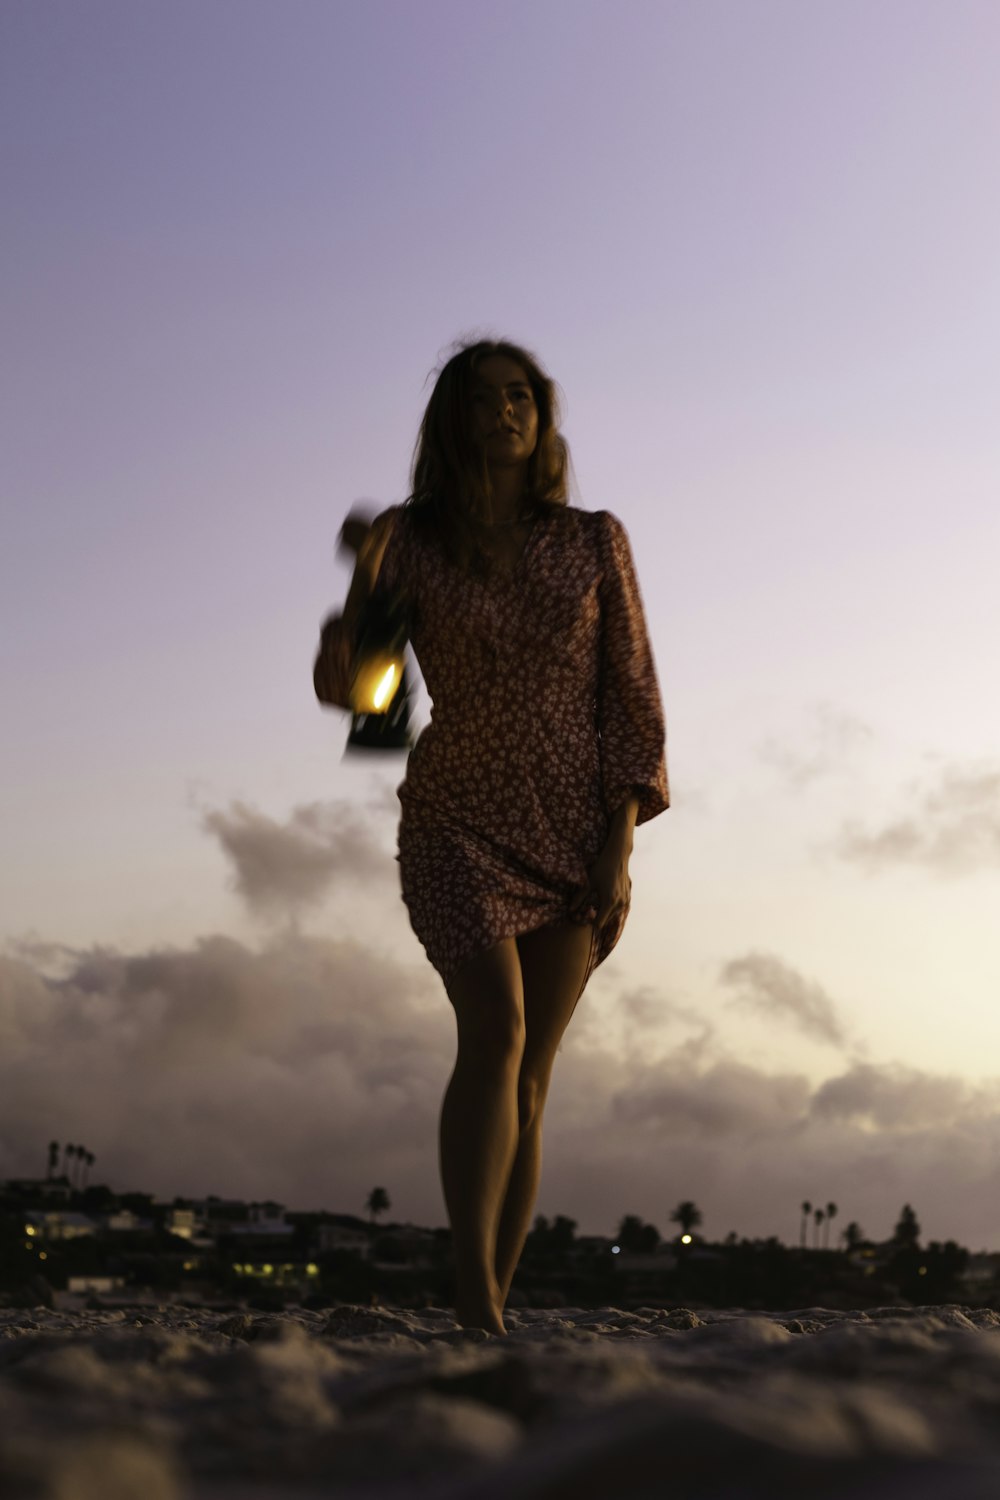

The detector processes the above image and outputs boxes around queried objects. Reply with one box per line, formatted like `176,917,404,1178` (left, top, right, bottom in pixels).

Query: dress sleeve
313,506,410,710
366,505,408,602
595,510,669,825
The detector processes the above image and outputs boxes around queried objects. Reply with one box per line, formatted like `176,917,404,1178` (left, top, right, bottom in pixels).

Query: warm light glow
307,1263,319,1276
681,1233,693,1245
39,1252,47,1260
918,1265,927,1275
373,663,397,709
263,1263,274,1276
24,1225,36,1236
350,654,402,714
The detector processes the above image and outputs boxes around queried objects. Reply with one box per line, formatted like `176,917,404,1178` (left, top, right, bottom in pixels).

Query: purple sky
3,0,1000,1247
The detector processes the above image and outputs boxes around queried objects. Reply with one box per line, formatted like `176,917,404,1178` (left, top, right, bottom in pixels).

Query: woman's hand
339,512,375,554
313,613,353,708
568,835,632,930
338,506,397,568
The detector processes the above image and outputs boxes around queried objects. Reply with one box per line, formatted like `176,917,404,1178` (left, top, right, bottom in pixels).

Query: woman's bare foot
455,1285,507,1336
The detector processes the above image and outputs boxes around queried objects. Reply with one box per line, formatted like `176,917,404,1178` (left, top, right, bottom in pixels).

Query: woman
315,337,668,1334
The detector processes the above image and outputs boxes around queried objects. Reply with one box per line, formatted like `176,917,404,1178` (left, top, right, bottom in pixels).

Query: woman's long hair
406,336,573,576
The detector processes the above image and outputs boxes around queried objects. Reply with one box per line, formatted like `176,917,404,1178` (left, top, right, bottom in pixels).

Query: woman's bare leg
494,920,596,1306
441,936,525,1334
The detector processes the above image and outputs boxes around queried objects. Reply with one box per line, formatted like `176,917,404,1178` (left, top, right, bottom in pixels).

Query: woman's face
468,354,539,468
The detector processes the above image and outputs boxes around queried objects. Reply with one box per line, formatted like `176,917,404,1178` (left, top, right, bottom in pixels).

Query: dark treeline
2,1173,989,1313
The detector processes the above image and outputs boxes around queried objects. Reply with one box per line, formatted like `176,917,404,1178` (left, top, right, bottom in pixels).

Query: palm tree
47,1141,60,1179
813,1206,825,1248
615,1214,647,1251
64,1144,76,1185
550,1215,577,1253
842,1221,865,1252
365,1187,390,1224
824,1202,837,1249
82,1150,95,1188
893,1203,920,1248
800,1200,812,1249
670,1201,703,1239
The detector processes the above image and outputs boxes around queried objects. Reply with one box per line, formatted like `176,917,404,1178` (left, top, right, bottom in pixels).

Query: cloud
548,1018,1000,1245
719,952,849,1049
811,1062,974,1130
617,986,715,1043
201,799,393,919
758,703,872,789
835,763,1000,874
5,937,1000,1246
0,932,448,1214
610,1056,811,1137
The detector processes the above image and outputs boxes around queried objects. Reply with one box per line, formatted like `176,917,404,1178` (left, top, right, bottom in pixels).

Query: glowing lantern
350,652,402,714
346,592,415,753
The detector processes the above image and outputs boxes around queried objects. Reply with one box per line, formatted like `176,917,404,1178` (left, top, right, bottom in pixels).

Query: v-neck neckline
482,511,542,584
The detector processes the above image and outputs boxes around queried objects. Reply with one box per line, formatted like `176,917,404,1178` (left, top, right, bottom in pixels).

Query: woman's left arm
593,511,669,827
569,510,668,929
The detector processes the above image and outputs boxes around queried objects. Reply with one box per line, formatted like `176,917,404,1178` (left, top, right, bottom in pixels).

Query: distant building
177,1198,290,1234
24,1209,97,1240
104,1208,153,1233
612,1248,679,1273
67,1275,126,1294
959,1253,1000,1291
2,1177,72,1202
371,1224,437,1267
571,1235,614,1258
164,1206,204,1240
317,1223,372,1258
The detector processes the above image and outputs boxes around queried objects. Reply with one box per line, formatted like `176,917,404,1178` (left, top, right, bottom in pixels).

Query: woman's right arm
313,508,400,708
342,507,399,633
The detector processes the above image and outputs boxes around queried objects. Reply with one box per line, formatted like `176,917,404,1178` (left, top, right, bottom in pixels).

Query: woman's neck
484,466,530,525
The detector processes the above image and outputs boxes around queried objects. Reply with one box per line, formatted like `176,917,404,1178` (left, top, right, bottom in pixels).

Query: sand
3,1302,1000,1498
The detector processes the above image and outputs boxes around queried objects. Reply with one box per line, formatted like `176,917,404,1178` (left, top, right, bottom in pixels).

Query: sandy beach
3,1301,1000,1498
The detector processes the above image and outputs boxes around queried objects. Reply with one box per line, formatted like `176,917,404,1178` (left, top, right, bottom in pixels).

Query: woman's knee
461,1009,525,1069
447,939,526,1063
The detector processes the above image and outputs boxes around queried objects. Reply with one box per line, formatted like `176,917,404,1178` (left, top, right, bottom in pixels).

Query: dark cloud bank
4,931,1000,1248
4,793,999,1245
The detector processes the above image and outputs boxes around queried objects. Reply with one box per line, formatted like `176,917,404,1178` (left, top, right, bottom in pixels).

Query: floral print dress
372,503,669,993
